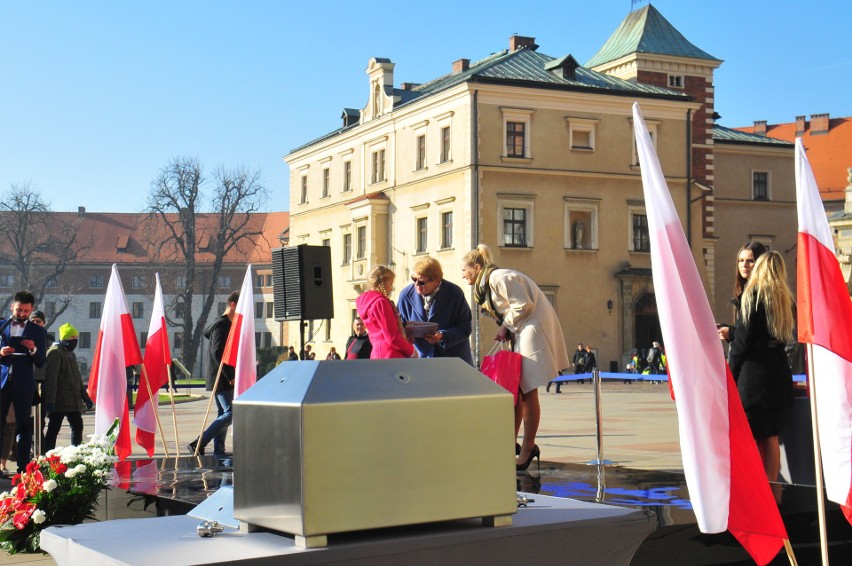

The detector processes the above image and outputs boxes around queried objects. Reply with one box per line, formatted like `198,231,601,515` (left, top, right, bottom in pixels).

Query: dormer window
668,74,684,88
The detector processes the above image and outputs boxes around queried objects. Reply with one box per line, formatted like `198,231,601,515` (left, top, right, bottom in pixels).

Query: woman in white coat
462,244,570,471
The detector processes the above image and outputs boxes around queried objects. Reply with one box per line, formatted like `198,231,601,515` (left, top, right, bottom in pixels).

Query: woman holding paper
727,251,794,501
355,266,416,360
462,244,570,471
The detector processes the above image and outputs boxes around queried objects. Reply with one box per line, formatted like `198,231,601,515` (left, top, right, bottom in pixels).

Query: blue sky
2,0,850,213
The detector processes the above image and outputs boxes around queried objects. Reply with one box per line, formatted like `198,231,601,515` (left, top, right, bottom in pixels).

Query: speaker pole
300,320,307,360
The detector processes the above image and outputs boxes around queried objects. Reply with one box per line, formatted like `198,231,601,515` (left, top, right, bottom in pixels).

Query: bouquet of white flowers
0,419,119,554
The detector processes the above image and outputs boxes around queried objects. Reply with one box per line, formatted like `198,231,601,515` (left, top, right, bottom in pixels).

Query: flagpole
806,343,830,565
166,365,180,456
783,538,799,565
194,360,225,457
140,365,171,458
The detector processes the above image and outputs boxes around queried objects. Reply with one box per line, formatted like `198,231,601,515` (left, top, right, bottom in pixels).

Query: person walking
397,257,472,364
43,323,92,452
355,266,416,359
728,251,795,503
189,291,238,457
462,244,569,471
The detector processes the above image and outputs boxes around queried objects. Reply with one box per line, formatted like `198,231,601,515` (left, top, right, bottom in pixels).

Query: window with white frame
132,302,144,319
176,275,187,288
539,286,557,309
501,108,534,159
217,275,232,288
631,119,658,165
0,275,13,288
322,167,330,198
89,275,104,289
564,198,599,250
752,171,769,201
89,302,102,318
668,74,684,88
132,274,145,289
415,134,426,171
356,225,367,259
300,174,308,204
498,196,534,248
440,126,451,163
416,217,428,253
343,160,352,192
343,232,352,263
628,205,650,252
255,302,264,319
371,148,386,183
566,117,598,151
441,210,453,249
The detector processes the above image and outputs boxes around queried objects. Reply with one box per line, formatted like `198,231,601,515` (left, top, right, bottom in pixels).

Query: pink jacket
355,290,415,359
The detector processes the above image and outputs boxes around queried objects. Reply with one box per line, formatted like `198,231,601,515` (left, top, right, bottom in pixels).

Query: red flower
11,502,36,530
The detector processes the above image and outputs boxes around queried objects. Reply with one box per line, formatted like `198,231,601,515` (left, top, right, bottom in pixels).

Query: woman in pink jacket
355,266,416,359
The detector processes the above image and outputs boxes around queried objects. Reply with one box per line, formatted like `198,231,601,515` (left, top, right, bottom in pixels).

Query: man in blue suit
398,257,473,365
0,291,47,472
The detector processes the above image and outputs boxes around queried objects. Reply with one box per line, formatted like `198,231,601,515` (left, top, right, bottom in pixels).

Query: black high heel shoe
516,445,540,472
515,443,521,456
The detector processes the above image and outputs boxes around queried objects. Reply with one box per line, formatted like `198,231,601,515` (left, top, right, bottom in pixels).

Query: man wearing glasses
398,257,473,365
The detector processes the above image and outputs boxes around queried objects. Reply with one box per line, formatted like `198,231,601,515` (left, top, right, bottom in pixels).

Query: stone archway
615,265,655,362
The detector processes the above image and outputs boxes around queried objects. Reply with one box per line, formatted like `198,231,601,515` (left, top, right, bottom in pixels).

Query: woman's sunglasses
411,277,430,287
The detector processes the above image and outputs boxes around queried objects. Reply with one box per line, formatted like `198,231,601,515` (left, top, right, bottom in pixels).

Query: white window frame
370,144,387,184
627,204,650,253
299,174,308,204
564,198,599,250
415,216,428,254
436,111,454,165
501,107,535,160
342,231,352,265
566,117,599,151
440,209,454,250
497,195,535,248
355,224,367,260
321,166,330,199
342,159,352,192
630,118,659,166
668,74,684,88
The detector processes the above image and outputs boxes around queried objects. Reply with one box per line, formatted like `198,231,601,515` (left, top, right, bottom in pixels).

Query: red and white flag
633,102,786,564
222,265,257,397
795,137,852,522
134,273,171,457
87,264,143,461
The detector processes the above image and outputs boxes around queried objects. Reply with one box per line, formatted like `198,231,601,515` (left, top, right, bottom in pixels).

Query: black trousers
44,411,84,453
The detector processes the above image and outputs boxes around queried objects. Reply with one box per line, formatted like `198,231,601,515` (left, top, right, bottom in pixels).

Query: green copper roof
712,124,793,146
585,4,720,68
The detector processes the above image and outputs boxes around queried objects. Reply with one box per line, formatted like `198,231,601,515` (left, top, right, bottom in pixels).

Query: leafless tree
0,183,86,325
146,157,268,377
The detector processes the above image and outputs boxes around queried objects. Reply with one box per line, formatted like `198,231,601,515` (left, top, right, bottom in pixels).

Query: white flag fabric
222,265,257,397
135,273,171,457
633,102,785,564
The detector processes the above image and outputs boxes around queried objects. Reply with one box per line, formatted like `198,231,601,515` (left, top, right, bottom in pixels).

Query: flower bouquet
0,419,119,554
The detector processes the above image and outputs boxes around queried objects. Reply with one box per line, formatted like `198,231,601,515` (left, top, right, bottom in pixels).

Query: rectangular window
506,122,526,157
255,274,265,287
300,175,308,204
322,238,330,248
356,226,366,259
416,217,428,253
371,149,386,183
415,134,426,170
343,161,352,192
322,168,330,198
668,74,684,88
80,332,91,349
89,302,102,319
265,274,273,287
255,332,262,347
132,302,144,319
89,275,104,289
632,214,650,252
255,302,264,319
502,208,527,247
174,332,183,350
0,275,13,288
753,172,769,201
343,233,352,263
175,302,185,319
266,302,274,318
441,211,453,249
140,331,148,346
263,332,272,348
46,277,57,288
176,275,187,288
217,275,231,288
132,275,145,289
440,126,451,163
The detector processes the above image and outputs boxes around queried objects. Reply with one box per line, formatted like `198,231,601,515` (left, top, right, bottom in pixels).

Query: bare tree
0,183,85,325
146,157,268,377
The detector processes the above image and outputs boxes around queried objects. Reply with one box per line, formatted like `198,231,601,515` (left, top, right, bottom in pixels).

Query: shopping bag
481,343,522,405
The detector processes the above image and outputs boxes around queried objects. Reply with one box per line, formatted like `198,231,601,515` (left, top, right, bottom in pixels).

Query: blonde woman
728,251,794,499
355,266,416,359
462,244,570,471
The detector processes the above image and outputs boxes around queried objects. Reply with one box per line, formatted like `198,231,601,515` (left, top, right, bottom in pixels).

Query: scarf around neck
473,264,503,324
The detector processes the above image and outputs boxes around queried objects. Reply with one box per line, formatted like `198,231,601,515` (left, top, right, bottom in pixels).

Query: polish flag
134,273,171,457
221,265,257,397
795,137,852,522
633,103,786,564
87,264,143,461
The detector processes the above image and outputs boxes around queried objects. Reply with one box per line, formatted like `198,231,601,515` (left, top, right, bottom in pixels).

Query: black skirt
746,406,791,439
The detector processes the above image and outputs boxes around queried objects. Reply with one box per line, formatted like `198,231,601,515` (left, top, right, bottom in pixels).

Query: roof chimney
77,206,86,216
795,115,806,135
753,120,767,136
811,113,830,134
400,82,421,91
509,35,538,52
452,59,470,74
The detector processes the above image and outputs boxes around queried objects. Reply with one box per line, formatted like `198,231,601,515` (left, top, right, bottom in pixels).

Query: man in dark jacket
43,323,92,452
397,257,472,365
189,291,238,457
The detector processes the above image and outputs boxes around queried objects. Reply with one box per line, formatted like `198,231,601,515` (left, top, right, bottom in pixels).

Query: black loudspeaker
272,245,334,321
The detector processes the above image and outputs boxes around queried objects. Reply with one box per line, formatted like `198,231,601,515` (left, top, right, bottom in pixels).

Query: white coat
487,268,570,392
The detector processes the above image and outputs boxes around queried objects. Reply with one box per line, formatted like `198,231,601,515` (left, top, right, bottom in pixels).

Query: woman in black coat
728,251,794,502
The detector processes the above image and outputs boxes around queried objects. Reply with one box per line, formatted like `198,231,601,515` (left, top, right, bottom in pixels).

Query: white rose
32,509,46,524
75,464,86,474
43,479,58,492
65,468,78,478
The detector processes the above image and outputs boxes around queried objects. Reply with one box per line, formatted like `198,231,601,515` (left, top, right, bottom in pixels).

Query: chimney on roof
400,82,421,91
509,35,538,52
795,115,806,135
811,113,830,134
77,206,86,216
753,120,767,136
452,59,470,74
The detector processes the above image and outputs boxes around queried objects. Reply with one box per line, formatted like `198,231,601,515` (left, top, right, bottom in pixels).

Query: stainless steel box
232,358,517,547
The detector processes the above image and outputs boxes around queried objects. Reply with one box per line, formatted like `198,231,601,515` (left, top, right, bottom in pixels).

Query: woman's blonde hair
463,244,494,268
366,265,395,297
412,257,443,281
740,250,794,343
